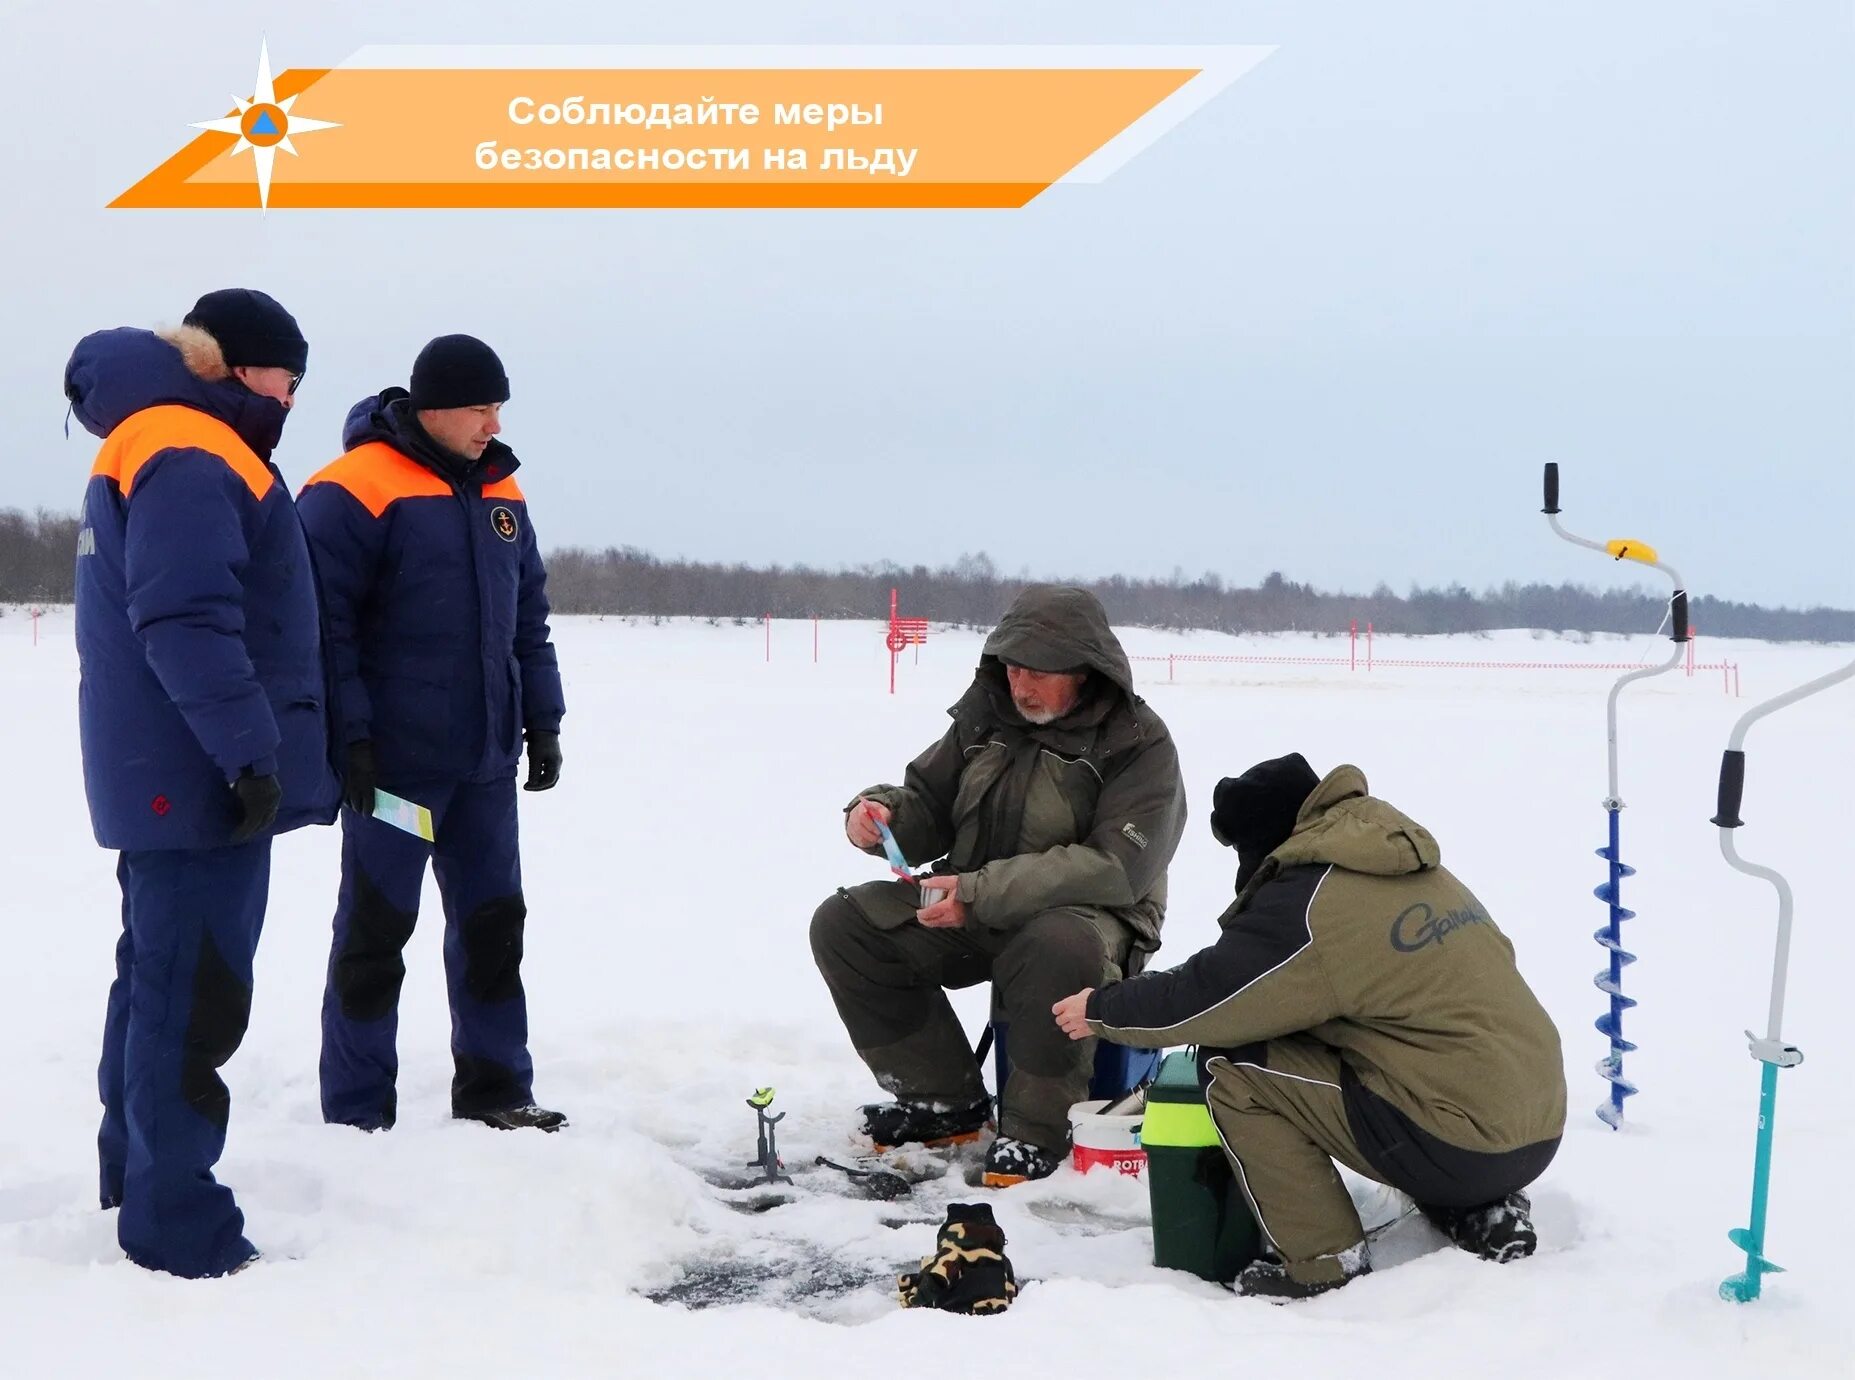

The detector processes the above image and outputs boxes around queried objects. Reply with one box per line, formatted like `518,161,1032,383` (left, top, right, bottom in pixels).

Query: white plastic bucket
1068,1098,1147,1178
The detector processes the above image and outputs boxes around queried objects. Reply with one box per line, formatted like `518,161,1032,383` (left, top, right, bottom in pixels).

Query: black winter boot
1421,1190,1537,1263
859,1097,991,1151
1235,1245,1370,1302
456,1103,568,1132
980,1135,1063,1187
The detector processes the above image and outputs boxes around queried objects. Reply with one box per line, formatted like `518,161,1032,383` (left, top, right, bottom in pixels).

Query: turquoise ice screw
1711,653,1854,1300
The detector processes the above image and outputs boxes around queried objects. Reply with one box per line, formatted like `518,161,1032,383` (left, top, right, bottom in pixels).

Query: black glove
343,740,377,816
230,769,282,843
897,1202,1018,1315
523,729,562,792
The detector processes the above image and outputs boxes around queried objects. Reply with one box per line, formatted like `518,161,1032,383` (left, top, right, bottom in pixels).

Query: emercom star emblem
190,40,340,211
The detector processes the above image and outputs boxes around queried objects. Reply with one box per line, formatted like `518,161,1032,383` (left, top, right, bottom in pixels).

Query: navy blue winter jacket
296,391,565,786
66,327,341,850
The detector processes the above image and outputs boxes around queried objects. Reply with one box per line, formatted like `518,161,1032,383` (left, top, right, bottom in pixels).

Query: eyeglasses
288,371,305,396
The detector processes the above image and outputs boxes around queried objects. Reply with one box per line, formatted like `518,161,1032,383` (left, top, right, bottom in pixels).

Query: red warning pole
889,587,899,695
1350,619,1358,672
1367,621,1375,672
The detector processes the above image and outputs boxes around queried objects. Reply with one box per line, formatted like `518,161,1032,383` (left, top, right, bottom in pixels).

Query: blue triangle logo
251,110,282,137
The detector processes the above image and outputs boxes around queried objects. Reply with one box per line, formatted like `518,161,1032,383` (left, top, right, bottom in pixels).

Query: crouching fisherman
1055,755,1566,1301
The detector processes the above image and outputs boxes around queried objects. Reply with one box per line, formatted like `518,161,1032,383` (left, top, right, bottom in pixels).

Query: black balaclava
1210,752,1321,889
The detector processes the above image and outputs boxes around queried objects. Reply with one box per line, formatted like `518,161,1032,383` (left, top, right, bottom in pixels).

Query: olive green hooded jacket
851,585,1187,952
1088,765,1566,1154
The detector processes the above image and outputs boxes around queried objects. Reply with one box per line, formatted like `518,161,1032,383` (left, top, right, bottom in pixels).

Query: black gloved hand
343,740,377,816
523,729,562,792
230,769,282,843
897,1202,1018,1315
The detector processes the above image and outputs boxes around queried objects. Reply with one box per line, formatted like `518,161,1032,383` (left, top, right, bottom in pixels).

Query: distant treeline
545,546,1855,643
0,510,81,604
4,508,1852,642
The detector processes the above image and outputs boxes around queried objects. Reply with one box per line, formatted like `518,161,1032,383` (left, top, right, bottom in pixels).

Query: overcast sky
2,2,1848,610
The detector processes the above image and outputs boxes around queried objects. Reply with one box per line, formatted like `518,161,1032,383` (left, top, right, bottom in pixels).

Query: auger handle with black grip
1542,463,1560,515
1672,589,1690,643
1712,749,1745,828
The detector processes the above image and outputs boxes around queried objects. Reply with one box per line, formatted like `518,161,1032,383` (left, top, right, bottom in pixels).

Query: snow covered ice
1,608,1850,1377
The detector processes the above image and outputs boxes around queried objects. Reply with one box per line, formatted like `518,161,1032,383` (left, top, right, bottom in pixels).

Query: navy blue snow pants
98,841,270,1278
318,776,531,1129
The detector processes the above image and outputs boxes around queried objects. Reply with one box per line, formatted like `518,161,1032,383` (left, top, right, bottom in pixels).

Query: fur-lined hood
156,323,232,382
64,325,289,457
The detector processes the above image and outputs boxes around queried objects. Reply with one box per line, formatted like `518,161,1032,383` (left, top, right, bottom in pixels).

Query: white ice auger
1541,463,1689,1128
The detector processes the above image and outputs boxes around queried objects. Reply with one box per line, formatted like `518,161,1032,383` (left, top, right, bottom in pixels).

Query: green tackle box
1141,1049,1263,1283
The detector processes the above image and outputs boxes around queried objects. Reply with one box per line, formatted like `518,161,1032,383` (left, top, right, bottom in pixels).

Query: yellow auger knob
1607,539,1660,565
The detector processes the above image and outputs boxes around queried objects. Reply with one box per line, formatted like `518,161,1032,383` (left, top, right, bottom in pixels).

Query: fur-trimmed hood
157,323,231,382
64,325,289,458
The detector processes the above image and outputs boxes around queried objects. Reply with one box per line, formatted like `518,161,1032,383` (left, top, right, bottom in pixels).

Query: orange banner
115,65,1200,210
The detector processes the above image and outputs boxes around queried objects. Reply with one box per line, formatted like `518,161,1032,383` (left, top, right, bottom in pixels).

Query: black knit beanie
409,334,510,410
183,288,308,373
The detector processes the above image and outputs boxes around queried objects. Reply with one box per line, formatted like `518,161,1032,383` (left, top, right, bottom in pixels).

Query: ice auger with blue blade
1710,653,1854,1301
1542,463,1689,1128
1591,808,1638,1127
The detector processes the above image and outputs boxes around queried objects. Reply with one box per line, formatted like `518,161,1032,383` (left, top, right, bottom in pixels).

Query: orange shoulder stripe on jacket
482,474,525,502
302,442,453,518
90,405,273,501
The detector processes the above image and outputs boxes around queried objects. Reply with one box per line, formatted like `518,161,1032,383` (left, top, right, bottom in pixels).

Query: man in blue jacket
66,288,340,1279
298,335,567,1134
